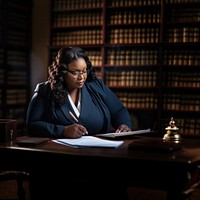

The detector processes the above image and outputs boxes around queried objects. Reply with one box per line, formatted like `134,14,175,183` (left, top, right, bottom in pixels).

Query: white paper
53,136,124,148
96,129,151,138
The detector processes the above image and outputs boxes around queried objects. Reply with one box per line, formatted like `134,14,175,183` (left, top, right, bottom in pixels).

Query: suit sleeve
26,82,65,138
93,79,132,130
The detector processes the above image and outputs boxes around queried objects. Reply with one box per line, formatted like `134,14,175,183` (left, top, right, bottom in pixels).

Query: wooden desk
0,136,200,200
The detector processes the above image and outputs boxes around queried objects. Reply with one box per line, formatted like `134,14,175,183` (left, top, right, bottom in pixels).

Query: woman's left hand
116,124,131,133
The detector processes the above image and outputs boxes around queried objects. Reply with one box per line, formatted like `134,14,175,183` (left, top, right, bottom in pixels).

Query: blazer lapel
60,98,76,124
59,86,93,124
79,85,93,121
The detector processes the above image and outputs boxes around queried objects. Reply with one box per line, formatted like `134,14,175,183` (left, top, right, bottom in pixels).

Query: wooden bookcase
0,0,32,135
160,0,200,137
49,0,200,138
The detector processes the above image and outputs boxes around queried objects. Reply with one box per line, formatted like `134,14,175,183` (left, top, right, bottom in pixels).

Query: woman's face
64,58,88,91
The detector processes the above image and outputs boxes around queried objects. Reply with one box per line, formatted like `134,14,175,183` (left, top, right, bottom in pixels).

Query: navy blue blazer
26,78,132,138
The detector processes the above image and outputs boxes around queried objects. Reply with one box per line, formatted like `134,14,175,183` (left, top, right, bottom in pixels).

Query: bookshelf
49,0,200,138
160,0,200,137
0,0,32,135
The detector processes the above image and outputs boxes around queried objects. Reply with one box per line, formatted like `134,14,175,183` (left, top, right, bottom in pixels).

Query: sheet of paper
96,129,151,138
53,136,124,148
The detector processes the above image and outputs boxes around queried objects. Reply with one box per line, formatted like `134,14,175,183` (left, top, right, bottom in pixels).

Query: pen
69,111,88,135
69,111,79,123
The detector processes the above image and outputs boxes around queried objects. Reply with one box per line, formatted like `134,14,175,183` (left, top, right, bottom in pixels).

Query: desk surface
1,136,200,200
0,137,200,173
1,136,200,165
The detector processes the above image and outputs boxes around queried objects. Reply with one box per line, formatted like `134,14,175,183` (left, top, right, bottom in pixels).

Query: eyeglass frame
64,68,89,78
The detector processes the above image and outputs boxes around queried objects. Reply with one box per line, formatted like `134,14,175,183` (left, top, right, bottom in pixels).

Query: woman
27,47,131,199
26,46,132,138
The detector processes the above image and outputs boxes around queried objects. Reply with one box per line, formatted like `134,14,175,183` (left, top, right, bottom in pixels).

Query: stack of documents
96,129,151,138
54,136,123,148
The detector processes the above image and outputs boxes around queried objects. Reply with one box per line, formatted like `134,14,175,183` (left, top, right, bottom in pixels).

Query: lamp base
163,133,181,141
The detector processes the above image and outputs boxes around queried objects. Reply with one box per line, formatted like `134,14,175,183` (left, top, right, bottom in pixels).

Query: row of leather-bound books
163,94,200,112
53,12,160,27
53,0,199,11
115,92,200,112
167,27,200,43
115,91,158,110
105,71,157,88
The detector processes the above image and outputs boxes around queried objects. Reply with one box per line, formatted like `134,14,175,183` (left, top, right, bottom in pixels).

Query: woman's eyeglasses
65,69,89,78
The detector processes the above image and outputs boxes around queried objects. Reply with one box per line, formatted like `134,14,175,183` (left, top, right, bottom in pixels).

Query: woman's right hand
62,124,88,138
